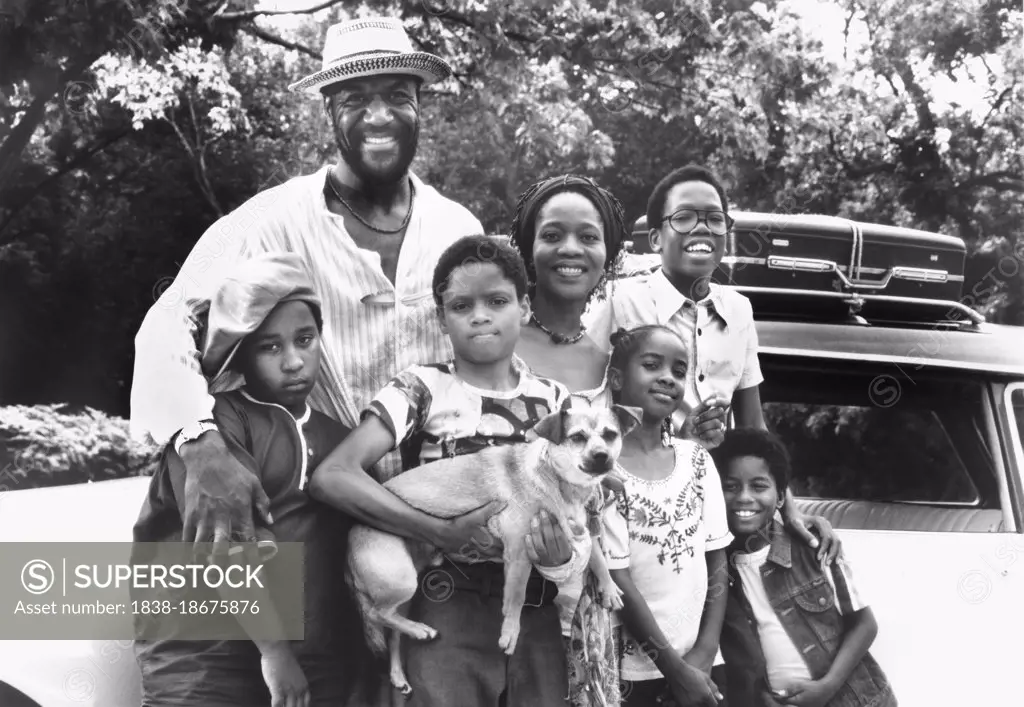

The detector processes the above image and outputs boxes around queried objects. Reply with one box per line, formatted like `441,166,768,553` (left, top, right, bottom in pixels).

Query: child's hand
681,646,715,674
666,660,721,706
776,678,837,707
680,396,730,450
260,642,310,707
783,506,842,564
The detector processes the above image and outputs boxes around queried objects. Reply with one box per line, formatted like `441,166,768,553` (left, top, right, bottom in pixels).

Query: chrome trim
1003,383,1024,531
767,256,835,273
732,287,986,324
759,345,1024,376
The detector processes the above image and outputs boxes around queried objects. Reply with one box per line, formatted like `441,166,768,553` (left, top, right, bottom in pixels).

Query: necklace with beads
327,166,414,235
529,312,586,345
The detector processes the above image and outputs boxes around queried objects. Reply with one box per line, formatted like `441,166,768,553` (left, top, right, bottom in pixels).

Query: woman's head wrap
507,174,627,300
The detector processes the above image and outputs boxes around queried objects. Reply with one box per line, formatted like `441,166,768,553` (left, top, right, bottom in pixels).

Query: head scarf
507,174,627,299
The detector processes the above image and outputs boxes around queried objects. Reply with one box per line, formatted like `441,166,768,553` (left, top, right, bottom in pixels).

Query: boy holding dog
309,235,591,707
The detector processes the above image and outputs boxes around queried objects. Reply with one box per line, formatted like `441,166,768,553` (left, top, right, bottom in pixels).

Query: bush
0,404,160,490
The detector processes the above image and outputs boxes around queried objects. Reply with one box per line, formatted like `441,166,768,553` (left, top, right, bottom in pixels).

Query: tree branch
0,128,132,241
0,51,103,195
409,4,538,44
217,0,346,22
241,24,321,60
956,171,1024,193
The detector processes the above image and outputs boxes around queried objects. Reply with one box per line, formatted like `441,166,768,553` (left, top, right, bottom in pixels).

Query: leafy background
0,0,1021,486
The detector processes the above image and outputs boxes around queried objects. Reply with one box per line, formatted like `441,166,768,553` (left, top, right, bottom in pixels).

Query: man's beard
335,122,419,189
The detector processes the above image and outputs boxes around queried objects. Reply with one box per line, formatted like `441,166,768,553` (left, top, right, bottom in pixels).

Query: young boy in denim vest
712,429,896,707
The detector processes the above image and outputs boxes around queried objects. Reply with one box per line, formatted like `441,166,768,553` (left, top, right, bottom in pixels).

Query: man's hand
665,659,721,706
680,396,730,450
524,510,575,568
776,678,837,707
782,503,841,564
180,430,272,559
259,642,310,707
435,500,506,560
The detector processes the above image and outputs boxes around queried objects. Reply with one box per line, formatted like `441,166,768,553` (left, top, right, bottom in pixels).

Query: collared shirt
586,268,764,415
129,166,483,480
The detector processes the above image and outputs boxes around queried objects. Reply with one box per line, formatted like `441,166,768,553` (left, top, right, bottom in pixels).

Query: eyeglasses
662,208,734,236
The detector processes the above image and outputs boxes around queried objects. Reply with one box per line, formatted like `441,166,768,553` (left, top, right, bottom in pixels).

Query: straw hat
288,17,452,94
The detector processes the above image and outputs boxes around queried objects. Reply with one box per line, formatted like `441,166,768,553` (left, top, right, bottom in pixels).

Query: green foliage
0,404,160,489
0,0,1021,419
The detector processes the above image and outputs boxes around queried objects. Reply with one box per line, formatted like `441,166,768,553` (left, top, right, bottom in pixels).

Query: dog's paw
498,622,521,656
390,674,413,696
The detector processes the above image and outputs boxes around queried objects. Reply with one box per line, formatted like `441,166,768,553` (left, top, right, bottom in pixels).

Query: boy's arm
816,607,878,699
685,548,728,673
308,414,502,556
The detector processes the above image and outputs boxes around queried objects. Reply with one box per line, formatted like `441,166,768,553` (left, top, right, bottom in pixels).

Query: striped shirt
129,166,483,480
733,546,867,691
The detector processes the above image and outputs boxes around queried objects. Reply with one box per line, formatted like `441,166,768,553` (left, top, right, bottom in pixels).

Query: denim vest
719,522,896,707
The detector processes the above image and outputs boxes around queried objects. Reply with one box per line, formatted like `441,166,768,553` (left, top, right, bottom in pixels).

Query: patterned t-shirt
365,360,571,470
604,439,733,681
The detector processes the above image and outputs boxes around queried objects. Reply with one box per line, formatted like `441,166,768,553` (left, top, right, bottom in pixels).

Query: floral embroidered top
603,438,733,681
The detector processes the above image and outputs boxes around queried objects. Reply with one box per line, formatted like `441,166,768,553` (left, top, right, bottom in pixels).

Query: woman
508,174,636,707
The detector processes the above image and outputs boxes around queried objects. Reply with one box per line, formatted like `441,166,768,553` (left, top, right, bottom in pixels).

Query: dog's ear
611,404,643,437
531,409,566,444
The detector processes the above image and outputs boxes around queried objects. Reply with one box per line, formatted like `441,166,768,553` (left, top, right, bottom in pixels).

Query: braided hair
507,174,627,301
608,325,687,444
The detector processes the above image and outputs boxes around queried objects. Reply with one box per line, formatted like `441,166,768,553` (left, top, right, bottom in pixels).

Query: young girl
604,324,732,707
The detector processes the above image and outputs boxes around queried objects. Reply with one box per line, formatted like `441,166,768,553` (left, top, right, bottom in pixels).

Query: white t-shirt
732,546,868,692
604,439,733,681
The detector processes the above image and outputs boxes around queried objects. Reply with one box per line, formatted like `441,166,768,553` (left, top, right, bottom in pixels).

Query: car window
764,401,977,504
759,360,1004,532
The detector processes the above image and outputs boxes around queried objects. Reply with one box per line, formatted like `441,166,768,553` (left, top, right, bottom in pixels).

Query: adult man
132,17,582,704
131,16,497,557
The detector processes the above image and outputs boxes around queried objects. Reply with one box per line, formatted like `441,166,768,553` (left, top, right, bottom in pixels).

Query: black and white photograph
0,1,1021,706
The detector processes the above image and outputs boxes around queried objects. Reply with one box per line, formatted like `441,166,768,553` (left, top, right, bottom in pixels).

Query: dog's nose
592,451,609,466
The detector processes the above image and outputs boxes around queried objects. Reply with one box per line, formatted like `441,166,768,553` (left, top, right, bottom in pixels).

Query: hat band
324,48,401,69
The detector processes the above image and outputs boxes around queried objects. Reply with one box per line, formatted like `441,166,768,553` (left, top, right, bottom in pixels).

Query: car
1,213,1021,706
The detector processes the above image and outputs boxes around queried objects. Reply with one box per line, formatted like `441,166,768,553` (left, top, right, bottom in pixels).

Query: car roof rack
736,286,985,331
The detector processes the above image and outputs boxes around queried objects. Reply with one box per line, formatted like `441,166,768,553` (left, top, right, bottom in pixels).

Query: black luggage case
723,212,966,302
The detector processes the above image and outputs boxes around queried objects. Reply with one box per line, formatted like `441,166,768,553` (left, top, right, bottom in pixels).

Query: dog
346,404,641,694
